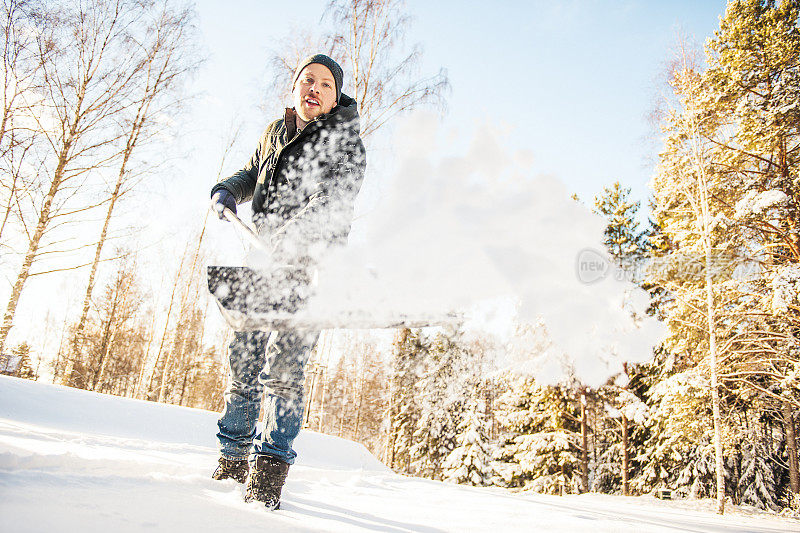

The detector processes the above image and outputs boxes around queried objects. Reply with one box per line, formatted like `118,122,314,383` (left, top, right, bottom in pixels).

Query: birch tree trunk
580,390,589,494
353,359,366,441
318,367,328,431
157,222,208,404
691,106,726,515
704,233,726,515
317,331,331,432
72,152,130,370
92,281,121,390
0,142,73,354
51,310,70,384
622,413,630,497
146,243,188,401
785,401,799,496
303,360,320,428
133,296,160,399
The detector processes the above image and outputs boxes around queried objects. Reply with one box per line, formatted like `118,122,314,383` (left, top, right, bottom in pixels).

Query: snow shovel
207,207,463,331
206,206,313,331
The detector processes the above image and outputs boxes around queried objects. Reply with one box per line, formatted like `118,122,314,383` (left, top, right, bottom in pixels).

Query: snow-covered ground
0,375,797,533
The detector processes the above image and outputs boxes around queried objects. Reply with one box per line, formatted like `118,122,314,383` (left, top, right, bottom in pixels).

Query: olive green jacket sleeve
210,131,264,203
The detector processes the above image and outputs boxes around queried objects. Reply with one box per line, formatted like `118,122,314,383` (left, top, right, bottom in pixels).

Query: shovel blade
207,265,310,321
207,265,464,331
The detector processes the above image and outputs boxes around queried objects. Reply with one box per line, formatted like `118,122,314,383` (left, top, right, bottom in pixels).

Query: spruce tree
387,328,426,472
594,182,653,496
594,182,646,275
631,368,716,497
410,333,463,479
9,342,36,380
443,395,494,486
737,429,779,510
495,376,582,494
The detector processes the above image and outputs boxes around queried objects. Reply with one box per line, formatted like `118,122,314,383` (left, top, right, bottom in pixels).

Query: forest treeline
0,0,798,515
301,0,800,514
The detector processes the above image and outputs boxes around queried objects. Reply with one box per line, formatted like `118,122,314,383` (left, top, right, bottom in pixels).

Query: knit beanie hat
293,54,344,104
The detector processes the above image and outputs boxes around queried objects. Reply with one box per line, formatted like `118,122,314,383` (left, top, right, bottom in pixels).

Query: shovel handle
215,205,270,253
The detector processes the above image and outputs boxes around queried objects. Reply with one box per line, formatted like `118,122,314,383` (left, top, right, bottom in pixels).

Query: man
209,54,366,510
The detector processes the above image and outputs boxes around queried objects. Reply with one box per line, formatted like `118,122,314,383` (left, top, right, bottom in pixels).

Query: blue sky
404,0,729,209
187,0,729,219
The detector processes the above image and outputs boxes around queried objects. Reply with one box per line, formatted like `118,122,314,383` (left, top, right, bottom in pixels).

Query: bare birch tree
325,0,448,137
0,0,51,251
144,121,243,403
0,0,159,354
268,0,448,139
653,46,729,514
70,2,199,376
88,252,141,391
144,239,188,401
156,236,207,403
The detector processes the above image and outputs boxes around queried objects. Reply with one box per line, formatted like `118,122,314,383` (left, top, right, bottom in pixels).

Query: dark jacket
212,93,366,261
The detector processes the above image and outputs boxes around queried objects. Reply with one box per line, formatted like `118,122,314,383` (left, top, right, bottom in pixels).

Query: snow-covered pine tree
494,375,582,494
594,183,652,495
598,344,667,496
737,427,779,510
639,216,674,320
593,385,649,495
631,367,717,497
387,328,426,472
593,442,621,495
409,332,467,479
442,381,494,486
702,0,800,504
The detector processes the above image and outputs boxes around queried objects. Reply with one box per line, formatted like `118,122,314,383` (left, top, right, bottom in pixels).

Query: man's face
292,63,337,123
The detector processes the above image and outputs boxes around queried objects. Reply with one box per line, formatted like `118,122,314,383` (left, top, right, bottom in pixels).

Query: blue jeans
216,329,320,465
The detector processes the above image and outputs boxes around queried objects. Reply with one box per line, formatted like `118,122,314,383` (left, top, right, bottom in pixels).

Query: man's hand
211,189,237,220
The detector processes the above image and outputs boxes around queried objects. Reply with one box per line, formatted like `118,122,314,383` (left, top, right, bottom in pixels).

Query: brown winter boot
211,456,249,484
244,455,290,510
